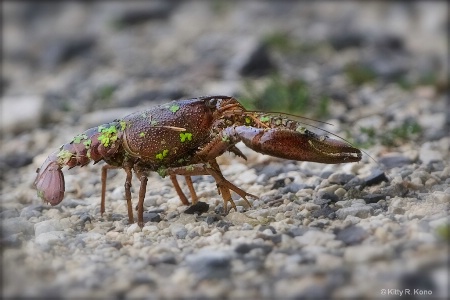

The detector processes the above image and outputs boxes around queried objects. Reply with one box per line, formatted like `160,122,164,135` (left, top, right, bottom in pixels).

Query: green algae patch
139,132,146,138
72,133,88,144
83,139,92,149
296,126,306,134
98,125,118,147
37,190,44,199
157,166,168,177
179,132,193,142
120,121,127,131
155,149,169,160
169,104,180,113
57,149,73,164
260,116,270,123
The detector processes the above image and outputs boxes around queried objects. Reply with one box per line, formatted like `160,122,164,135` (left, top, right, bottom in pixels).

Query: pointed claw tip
308,138,362,163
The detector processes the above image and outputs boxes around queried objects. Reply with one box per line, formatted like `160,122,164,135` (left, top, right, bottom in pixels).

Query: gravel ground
1,2,449,299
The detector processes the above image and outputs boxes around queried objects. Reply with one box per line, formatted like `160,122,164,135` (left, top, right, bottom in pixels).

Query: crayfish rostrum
34,96,361,227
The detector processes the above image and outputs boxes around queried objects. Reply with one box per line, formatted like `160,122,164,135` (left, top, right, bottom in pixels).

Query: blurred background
2,1,447,132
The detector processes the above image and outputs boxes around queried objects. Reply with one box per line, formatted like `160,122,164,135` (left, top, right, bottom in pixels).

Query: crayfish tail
34,121,125,206
34,154,65,205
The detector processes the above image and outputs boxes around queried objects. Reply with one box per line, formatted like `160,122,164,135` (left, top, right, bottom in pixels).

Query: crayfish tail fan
34,154,65,205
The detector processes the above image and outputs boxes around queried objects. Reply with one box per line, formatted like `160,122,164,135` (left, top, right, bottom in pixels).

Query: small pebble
336,206,374,219
34,220,65,237
3,218,34,237
35,231,66,247
126,224,141,235
170,224,187,239
364,170,389,186
334,188,347,198
304,203,320,211
328,173,355,185
335,225,368,245
186,250,232,280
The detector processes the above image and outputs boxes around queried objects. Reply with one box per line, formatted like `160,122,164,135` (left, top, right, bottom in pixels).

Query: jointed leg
166,160,256,213
170,175,190,205
124,166,134,224
184,176,198,204
206,159,253,212
137,175,148,227
100,165,119,216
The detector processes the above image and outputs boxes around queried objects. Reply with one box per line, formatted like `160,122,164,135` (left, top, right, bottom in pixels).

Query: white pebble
142,225,159,234
34,220,64,237
35,231,66,247
126,224,141,235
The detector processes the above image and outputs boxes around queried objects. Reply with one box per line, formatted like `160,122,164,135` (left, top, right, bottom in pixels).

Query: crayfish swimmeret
34,96,362,227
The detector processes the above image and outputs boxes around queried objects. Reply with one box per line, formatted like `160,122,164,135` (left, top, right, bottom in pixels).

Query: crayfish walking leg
184,176,198,204
137,174,148,227
102,166,199,224
166,159,256,214
170,175,199,205
124,165,134,224
170,175,190,205
206,159,254,212
101,165,120,216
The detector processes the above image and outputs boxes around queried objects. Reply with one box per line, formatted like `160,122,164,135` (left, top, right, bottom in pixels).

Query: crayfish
34,96,361,227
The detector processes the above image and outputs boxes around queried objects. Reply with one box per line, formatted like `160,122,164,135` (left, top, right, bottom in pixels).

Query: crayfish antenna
34,153,65,205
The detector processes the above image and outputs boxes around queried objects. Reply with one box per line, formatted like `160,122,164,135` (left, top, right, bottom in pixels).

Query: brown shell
121,99,213,167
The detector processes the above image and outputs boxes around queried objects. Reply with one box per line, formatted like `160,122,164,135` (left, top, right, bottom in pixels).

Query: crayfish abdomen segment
34,121,126,205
